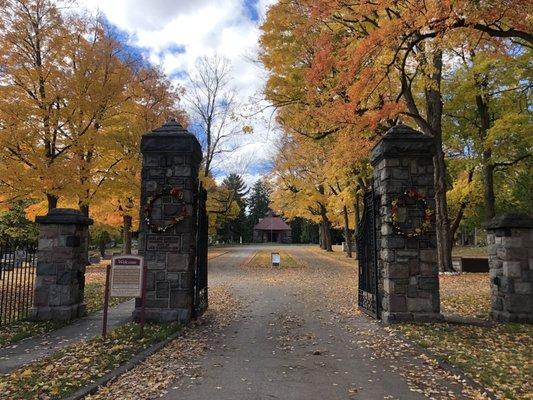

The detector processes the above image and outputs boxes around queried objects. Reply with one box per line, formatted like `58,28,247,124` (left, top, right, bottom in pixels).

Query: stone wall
135,119,202,323
487,214,533,323
31,208,92,321
371,124,442,323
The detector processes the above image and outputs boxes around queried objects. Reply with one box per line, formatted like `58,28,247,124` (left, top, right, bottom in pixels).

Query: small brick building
253,211,292,243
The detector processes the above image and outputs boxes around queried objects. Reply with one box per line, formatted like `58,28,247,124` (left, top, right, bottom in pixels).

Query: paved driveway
160,245,468,400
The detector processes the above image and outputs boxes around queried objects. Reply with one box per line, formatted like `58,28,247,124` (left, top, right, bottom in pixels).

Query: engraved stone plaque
146,235,181,251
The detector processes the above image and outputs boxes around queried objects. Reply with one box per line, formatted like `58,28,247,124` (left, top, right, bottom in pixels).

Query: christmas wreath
391,188,434,238
143,187,187,233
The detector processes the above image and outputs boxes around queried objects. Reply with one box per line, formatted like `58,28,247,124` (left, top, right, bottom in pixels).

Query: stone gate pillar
487,214,533,323
371,124,442,323
31,208,92,321
135,119,202,323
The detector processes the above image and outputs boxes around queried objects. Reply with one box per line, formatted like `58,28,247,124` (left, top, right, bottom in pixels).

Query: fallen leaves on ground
0,322,180,399
396,323,533,400
86,285,242,400
439,273,490,318
289,248,496,399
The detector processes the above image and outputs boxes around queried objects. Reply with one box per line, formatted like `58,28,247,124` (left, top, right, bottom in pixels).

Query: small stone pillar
487,214,533,323
371,124,442,323
31,208,92,321
135,119,202,323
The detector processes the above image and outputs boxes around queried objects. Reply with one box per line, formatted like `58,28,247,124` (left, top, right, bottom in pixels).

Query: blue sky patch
101,17,151,68
243,0,260,22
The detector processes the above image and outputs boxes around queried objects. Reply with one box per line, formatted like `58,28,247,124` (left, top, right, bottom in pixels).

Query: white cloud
76,0,279,186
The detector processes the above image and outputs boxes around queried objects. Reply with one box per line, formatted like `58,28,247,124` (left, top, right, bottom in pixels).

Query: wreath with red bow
143,187,187,233
391,188,434,238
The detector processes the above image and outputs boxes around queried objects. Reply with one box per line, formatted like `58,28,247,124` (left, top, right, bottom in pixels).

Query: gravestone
487,213,533,323
31,208,92,321
134,119,202,323
371,124,442,323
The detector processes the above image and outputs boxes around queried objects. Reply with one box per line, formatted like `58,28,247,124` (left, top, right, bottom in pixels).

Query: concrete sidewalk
0,299,134,374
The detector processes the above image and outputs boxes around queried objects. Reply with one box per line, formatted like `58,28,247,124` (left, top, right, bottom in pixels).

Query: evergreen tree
300,219,319,244
246,179,271,239
0,201,38,244
218,174,248,242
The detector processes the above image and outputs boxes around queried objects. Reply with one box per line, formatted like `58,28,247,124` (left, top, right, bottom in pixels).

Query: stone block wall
487,214,533,323
31,208,92,321
135,119,202,323
371,124,442,323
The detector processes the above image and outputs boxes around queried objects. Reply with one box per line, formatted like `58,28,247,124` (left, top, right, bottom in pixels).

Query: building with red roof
253,210,292,243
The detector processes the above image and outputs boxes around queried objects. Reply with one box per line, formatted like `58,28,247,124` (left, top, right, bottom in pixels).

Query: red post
139,262,148,338
102,264,111,339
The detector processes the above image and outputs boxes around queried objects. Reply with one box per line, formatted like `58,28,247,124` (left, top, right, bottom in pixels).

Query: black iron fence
0,242,37,325
193,183,208,318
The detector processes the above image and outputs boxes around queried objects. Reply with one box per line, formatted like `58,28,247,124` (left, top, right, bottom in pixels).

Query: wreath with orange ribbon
391,188,434,238
143,187,187,233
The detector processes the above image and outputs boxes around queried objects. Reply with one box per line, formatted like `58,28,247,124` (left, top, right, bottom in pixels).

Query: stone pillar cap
35,208,93,225
141,119,202,160
147,118,191,136
370,123,435,166
486,213,533,230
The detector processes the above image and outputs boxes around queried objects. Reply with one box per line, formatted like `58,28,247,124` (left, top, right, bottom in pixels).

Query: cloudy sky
77,0,279,186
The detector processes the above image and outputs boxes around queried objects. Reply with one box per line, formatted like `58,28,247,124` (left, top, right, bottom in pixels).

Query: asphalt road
161,245,467,400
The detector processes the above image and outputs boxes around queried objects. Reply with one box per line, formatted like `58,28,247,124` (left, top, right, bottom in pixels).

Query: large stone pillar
371,124,442,323
135,119,202,323
487,213,533,323
31,208,92,321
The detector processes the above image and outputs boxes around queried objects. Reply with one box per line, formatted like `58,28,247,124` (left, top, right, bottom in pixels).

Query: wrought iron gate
193,183,208,318
356,189,380,319
0,242,37,325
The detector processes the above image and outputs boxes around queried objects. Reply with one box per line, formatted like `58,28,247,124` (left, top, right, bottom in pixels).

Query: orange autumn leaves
0,1,185,228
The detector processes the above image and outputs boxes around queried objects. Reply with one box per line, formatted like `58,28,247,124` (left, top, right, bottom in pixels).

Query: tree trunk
342,205,352,258
434,148,454,271
472,53,496,223
122,214,132,255
46,194,58,212
99,241,106,258
483,160,496,222
449,170,474,247
318,223,325,249
79,203,89,217
319,208,333,252
425,49,453,272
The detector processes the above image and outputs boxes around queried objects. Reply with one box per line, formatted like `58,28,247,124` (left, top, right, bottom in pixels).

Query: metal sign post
139,262,147,338
102,255,145,339
102,264,111,338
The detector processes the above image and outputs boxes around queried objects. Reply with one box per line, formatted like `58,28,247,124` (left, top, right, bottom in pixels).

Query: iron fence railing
0,242,37,325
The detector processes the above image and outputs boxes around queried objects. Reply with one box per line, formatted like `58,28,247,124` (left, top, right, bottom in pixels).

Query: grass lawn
394,273,531,399
0,264,130,348
310,245,356,266
0,322,181,400
246,250,301,268
452,246,488,258
208,249,229,260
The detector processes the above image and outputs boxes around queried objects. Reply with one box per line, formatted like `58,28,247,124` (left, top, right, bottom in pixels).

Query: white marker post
271,252,280,267
102,255,146,338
